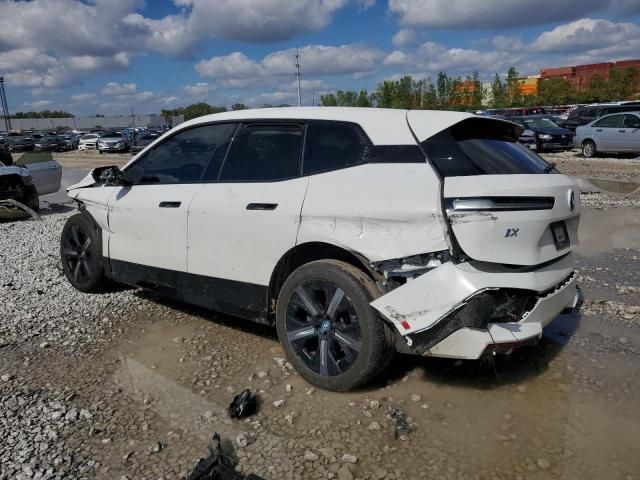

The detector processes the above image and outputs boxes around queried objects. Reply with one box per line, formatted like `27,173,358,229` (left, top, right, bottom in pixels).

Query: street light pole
294,49,302,107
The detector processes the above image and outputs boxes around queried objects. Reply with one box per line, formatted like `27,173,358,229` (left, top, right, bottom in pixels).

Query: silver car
575,111,640,157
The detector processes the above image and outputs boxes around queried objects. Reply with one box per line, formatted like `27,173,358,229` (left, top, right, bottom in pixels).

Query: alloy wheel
62,224,94,285
285,280,361,376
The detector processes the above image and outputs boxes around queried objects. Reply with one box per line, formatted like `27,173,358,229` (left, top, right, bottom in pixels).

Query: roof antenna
294,49,302,107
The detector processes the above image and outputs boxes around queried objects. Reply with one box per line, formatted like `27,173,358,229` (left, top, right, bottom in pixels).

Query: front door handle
596,129,603,132
159,201,181,208
618,130,626,133
246,203,278,211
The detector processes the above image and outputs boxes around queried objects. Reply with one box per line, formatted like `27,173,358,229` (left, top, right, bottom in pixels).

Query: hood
0,165,31,178
67,171,97,193
530,126,573,135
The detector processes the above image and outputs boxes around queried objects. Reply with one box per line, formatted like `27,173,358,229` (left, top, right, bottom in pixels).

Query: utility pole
312,92,315,106
0,77,12,131
294,49,302,107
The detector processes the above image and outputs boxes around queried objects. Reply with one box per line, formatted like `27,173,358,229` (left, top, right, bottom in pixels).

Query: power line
0,77,11,131
294,49,302,107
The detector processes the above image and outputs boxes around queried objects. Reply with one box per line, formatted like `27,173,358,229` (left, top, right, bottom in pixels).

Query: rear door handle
618,130,626,133
246,203,278,211
596,129,603,132
159,201,181,208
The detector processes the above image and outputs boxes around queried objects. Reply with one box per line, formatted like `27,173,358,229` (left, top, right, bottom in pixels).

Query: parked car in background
97,132,129,154
78,134,100,150
34,136,65,152
8,136,35,152
508,116,574,152
503,107,547,117
130,132,160,153
60,134,79,151
575,112,640,158
0,156,62,210
62,107,580,391
561,104,640,131
0,138,12,165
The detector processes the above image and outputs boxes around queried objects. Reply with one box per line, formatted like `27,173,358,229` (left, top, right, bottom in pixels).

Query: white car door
593,114,623,151
107,124,228,275
621,114,640,152
188,123,308,315
21,154,62,195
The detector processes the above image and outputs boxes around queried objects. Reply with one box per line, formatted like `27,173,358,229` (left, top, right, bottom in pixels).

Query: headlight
538,134,553,141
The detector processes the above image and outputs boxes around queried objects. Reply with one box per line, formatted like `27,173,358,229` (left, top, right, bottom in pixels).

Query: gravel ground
1,154,640,479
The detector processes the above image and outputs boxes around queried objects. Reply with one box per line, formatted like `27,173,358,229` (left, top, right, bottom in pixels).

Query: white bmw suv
62,107,581,391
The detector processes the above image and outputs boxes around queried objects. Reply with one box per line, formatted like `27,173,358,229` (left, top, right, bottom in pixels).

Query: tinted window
219,124,303,182
303,122,364,175
623,114,640,128
129,123,236,184
594,115,623,128
422,124,551,177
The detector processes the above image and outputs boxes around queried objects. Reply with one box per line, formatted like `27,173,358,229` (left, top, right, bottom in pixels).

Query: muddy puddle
588,178,639,194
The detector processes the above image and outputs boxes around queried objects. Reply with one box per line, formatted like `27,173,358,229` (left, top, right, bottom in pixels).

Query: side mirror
91,165,130,186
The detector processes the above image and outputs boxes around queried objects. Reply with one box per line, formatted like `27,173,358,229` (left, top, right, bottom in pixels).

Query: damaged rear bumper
370,255,579,359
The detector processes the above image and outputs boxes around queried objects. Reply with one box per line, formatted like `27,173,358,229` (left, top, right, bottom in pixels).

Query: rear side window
421,119,551,177
303,122,365,175
219,124,303,182
623,114,640,128
129,123,236,184
594,115,623,128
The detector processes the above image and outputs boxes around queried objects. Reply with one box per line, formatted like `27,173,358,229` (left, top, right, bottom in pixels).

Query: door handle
596,129,603,132
618,130,626,132
246,203,278,211
159,201,181,208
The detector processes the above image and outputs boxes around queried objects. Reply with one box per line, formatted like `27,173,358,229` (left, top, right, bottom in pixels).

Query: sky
1,0,640,116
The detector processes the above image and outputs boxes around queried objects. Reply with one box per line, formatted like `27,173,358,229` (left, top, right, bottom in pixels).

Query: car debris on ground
228,389,258,419
185,433,264,480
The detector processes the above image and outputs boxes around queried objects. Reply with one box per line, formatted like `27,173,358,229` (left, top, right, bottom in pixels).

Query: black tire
60,213,108,293
582,140,597,158
276,260,394,391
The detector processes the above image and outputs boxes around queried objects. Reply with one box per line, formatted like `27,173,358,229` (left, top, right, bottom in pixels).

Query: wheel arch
267,242,379,319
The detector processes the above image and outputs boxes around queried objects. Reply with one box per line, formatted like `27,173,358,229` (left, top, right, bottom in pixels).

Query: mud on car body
62,107,581,391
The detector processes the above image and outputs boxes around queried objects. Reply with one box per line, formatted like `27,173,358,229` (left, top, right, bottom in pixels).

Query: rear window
421,120,552,177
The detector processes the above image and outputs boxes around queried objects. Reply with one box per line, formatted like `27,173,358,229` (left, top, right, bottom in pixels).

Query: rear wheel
582,140,597,158
60,213,108,292
276,260,394,391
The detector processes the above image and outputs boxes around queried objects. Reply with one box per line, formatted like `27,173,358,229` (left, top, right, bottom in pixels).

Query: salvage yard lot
1,149,640,480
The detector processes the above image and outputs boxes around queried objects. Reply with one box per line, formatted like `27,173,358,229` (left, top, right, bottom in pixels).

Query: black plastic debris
228,389,257,419
185,433,264,480
389,407,413,439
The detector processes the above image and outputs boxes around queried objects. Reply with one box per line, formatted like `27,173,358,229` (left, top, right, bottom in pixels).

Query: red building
540,60,640,94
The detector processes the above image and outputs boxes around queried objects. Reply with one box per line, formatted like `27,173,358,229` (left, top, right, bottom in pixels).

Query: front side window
303,122,365,175
594,115,623,128
127,123,236,184
219,124,303,182
422,119,551,177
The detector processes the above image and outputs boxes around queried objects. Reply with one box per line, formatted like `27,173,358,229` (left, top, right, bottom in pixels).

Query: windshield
422,124,552,177
41,137,59,143
139,134,158,141
14,137,32,143
102,133,122,139
81,134,97,140
523,118,559,129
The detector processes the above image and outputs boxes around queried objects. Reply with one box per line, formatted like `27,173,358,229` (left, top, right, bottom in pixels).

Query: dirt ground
1,148,639,480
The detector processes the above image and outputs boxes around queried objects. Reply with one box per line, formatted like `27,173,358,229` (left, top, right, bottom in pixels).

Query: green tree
608,67,639,100
231,103,248,110
490,74,507,108
320,94,338,106
538,78,573,105
336,90,358,106
356,90,372,107
436,71,449,104
506,66,521,106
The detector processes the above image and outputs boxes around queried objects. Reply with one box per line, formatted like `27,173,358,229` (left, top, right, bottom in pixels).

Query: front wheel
60,213,108,292
276,260,394,391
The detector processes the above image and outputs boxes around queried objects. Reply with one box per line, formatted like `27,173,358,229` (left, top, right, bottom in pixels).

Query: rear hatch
407,112,580,266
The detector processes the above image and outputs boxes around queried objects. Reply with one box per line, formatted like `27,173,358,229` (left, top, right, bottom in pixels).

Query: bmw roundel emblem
568,189,575,211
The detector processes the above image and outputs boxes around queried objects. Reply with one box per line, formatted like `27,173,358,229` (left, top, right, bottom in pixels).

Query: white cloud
22,100,54,109
101,82,137,95
531,18,640,53
71,93,97,102
388,0,640,29
196,52,262,79
158,96,180,105
392,28,417,48
384,50,411,66
184,82,214,97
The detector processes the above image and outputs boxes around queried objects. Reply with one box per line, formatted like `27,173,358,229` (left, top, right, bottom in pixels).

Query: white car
78,134,100,150
62,107,581,391
1,158,62,210
574,111,640,157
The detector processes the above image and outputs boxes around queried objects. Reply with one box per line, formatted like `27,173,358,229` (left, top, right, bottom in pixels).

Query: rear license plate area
551,221,569,250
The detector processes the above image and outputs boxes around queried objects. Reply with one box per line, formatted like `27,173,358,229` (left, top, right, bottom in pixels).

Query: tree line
320,66,639,110
13,110,74,118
